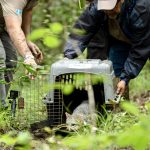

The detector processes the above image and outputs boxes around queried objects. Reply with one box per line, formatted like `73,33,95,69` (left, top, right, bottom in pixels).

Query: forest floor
0,62,149,150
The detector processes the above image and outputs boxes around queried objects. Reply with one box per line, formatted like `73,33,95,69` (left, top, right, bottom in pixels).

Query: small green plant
29,22,63,49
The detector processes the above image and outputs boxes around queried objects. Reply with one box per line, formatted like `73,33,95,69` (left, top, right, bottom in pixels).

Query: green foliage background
31,0,83,64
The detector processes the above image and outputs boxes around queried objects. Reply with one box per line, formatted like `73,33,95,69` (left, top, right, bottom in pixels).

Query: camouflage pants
0,29,17,106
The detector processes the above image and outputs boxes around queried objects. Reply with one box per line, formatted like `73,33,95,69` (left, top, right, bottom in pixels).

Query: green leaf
62,84,74,95
116,124,149,150
20,75,31,83
23,64,37,75
29,28,49,41
121,102,139,115
91,75,103,85
16,132,32,145
49,22,63,34
36,65,45,71
0,80,7,84
72,28,86,35
43,36,61,48
0,133,16,145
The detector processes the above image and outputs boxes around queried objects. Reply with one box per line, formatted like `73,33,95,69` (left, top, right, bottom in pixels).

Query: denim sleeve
120,5,150,83
64,0,105,59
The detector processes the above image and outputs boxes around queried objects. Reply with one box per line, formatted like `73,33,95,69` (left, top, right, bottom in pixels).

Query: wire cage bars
8,73,49,129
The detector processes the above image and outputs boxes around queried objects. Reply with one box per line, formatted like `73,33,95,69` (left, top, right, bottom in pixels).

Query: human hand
116,80,126,96
24,54,37,79
24,54,37,67
27,41,43,64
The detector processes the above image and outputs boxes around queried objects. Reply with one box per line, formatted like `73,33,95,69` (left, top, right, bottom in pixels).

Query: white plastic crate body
48,59,116,104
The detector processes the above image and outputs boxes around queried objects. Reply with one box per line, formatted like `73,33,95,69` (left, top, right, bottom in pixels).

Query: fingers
34,44,40,53
31,44,43,63
36,51,43,63
117,87,124,95
28,41,41,56
116,80,126,96
27,41,43,64
116,86,121,95
30,44,38,56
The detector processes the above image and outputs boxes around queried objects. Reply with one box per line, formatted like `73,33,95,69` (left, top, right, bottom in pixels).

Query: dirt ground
132,90,150,106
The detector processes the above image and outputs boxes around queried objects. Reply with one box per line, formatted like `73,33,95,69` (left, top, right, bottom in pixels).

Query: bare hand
24,55,37,67
117,80,126,96
24,55,37,80
27,41,43,64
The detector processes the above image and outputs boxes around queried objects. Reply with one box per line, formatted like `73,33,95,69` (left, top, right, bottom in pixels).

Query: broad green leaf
16,132,32,145
121,102,139,115
29,28,49,41
116,124,149,150
49,22,63,34
0,134,16,145
91,75,103,85
62,84,74,95
43,36,61,48
35,65,45,71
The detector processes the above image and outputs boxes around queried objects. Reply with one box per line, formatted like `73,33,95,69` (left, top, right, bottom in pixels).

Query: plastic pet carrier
9,59,116,129
44,59,116,127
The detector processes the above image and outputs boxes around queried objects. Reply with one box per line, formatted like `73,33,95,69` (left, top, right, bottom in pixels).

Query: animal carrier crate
9,59,116,129
44,59,116,127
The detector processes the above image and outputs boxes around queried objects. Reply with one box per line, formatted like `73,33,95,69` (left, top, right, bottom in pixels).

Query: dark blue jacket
64,0,150,83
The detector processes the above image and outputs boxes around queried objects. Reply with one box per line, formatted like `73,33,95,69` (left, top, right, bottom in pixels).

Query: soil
132,90,150,106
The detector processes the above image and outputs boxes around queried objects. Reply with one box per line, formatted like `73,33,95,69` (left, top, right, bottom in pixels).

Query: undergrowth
0,62,149,150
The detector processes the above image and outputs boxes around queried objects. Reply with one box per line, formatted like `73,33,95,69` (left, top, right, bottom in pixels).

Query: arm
1,0,36,67
22,0,38,35
4,16,37,68
22,9,32,38
64,0,106,59
4,16,33,58
117,6,150,95
22,8,43,63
